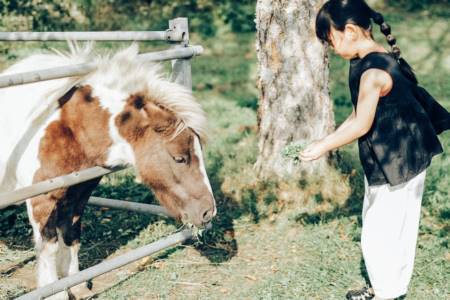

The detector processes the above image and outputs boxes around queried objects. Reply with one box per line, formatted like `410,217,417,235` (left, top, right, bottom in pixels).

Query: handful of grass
281,142,306,165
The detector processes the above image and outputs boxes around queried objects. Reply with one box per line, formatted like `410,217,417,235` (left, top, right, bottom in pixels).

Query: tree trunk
255,0,335,179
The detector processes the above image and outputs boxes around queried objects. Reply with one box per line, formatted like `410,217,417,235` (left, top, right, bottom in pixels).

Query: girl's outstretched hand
299,139,328,161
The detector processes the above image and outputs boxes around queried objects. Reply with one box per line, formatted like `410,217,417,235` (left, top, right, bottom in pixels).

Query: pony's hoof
45,291,69,300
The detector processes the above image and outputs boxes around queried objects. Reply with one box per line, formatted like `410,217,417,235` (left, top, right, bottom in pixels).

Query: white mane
81,44,207,140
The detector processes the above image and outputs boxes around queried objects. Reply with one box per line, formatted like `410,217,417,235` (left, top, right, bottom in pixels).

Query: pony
0,43,216,299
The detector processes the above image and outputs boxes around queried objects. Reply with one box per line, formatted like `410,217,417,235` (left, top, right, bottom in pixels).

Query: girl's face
328,24,366,60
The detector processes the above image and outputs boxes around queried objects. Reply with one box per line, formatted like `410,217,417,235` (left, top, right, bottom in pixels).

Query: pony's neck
57,85,113,168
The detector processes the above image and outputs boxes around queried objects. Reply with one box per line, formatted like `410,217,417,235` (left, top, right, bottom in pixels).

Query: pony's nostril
202,208,214,223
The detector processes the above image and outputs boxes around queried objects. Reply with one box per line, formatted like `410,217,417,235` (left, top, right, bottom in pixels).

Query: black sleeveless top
349,52,444,186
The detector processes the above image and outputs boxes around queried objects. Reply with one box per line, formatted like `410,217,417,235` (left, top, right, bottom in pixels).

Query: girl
299,0,450,299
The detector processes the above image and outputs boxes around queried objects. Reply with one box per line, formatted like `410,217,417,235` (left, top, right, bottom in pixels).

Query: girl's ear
344,24,358,41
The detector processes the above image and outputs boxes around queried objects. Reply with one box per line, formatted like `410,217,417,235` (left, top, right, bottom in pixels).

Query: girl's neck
356,39,387,59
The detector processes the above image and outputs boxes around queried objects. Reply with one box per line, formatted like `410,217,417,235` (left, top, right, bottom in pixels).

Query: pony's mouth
180,212,213,229
182,222,213,239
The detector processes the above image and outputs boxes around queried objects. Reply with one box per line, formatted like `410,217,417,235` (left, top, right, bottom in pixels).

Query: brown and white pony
0,44,215,299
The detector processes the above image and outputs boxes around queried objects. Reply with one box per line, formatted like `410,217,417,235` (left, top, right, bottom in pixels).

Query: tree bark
255,0,335,179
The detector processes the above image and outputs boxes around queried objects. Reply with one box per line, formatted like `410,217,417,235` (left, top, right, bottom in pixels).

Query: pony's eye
173,156,187,164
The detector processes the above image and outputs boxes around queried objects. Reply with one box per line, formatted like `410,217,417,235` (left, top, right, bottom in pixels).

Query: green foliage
282,142,306,165
219,0,256,33
0,0,256,36
75,0,217,35
0,0,75,30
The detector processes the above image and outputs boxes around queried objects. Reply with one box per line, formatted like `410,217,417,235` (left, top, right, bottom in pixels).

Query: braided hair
315,0,418,84
370,11,418,84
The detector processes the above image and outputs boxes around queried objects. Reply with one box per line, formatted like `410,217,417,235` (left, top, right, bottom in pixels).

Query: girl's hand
299,139,328,161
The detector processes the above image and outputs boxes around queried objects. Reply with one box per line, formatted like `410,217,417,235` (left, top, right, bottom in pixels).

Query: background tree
255,0,335,179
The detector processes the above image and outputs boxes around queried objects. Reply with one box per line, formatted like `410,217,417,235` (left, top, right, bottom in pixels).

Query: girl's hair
316,0,418,84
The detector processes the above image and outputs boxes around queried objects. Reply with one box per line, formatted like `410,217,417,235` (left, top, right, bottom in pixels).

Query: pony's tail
371,11,418,85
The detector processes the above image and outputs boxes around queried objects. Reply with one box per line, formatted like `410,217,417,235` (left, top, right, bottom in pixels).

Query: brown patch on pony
31,85,112,243
115,94,178,142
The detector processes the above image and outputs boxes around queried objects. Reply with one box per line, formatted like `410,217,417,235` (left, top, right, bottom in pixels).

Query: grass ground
0,7,449,300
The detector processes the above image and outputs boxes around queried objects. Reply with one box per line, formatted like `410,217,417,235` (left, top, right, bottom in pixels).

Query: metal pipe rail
88,197,171,218
0,45,203,88
16,228,195,300
0,31,183,42
0,166,126,209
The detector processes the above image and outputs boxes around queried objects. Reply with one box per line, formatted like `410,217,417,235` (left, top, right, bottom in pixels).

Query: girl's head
315,0,417,83
316,0,396,58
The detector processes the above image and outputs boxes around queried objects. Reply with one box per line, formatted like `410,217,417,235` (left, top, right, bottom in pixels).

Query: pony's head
115,93,215,226
83,45,216,226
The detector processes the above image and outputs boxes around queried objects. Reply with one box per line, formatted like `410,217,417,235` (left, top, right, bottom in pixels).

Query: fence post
169,18,192,90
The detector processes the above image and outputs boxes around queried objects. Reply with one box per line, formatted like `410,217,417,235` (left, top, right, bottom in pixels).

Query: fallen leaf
245,275,257,281
271,265,279,273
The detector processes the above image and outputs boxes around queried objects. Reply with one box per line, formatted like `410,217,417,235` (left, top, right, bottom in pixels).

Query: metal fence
0,18,204,299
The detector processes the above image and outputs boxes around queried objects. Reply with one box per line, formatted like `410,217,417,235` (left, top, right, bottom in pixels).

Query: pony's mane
68,43,207,140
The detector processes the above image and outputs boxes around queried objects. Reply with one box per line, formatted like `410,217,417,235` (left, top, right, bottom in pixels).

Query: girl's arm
299,69,392,161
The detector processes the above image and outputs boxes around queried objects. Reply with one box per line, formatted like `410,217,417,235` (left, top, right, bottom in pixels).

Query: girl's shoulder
351,52,400,77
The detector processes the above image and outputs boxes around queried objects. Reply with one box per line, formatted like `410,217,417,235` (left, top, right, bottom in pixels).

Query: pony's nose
201,207,214,224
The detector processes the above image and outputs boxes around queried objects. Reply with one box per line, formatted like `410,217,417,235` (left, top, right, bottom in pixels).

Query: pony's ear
143,102,178,134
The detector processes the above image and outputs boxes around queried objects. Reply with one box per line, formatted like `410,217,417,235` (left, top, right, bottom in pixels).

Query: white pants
361,170,426,299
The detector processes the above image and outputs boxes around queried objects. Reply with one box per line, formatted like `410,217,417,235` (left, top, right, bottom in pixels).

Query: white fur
26,199,42,250
56,229,80,278
68,244,80,275
193,136,216,215
0,44,91,192
88,85,136,166
37,241,60,286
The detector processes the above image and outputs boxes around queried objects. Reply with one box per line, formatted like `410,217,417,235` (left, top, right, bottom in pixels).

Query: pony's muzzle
183,195,216,227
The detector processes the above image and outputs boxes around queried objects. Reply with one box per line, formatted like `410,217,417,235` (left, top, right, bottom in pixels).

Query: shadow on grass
294,149,365,226
192,152,244,264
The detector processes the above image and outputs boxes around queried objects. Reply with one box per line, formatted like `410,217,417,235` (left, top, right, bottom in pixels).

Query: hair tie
380,23,391,35
386,34,396,45
392,45,401,58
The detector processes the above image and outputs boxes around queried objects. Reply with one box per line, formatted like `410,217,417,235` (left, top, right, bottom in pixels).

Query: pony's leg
56,226,81,279
56,179,101,299
56,229,78,278
28,192,70,300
